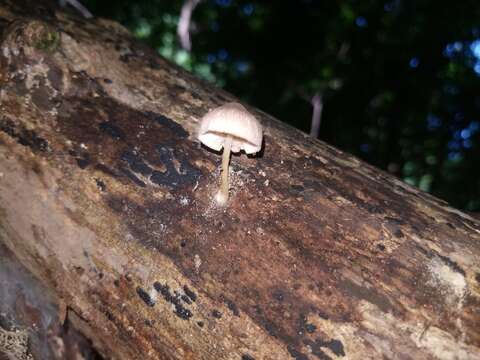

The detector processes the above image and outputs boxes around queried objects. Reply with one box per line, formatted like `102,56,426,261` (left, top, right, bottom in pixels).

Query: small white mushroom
198,102,263,205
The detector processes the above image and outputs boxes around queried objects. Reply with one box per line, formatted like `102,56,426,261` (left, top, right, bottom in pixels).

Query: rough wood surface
0,243,103,360
1,1,479,359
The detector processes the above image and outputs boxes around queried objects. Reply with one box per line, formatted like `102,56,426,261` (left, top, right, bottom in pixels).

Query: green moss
34,31,60,51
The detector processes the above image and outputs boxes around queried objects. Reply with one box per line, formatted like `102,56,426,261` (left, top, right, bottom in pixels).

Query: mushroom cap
198,102,263,154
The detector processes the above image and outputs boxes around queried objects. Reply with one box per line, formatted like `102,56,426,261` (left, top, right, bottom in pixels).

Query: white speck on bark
194,254,201,274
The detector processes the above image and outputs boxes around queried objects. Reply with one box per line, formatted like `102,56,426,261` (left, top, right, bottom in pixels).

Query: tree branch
177,0,201,51
309,92,323,137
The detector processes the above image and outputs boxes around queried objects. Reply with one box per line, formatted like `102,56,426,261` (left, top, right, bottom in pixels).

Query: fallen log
0,1,479,359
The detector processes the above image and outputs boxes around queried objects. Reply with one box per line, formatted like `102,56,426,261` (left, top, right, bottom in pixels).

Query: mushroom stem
217,136,232,204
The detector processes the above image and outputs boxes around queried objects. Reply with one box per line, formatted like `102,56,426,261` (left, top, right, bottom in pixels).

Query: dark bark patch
259,314,294,343
289,184,305,194
95,178,106,191
384,217,406,225
55,95,203,191
153,282,193,320
305,323,316,333
99,121,126,140
105,310,115,321
146,112,189,139
223,297,240,317
76,155,90,169
394,229,405,238
287,345,309,360
181,295,192,305
363,203,384,215
0,118,49,152
175,306,193,320
136,287,155,307
211,310,222,319
120,150,152,176
149,146,201,188
190,91,202,101
242,354,255,360
298,313,317,334
272,289,285,301
183,285,197,302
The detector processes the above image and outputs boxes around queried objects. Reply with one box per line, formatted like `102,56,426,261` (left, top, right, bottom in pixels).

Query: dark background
81,0,480,211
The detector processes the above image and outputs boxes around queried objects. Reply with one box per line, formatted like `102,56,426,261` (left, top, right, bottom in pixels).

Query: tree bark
0,1,479,359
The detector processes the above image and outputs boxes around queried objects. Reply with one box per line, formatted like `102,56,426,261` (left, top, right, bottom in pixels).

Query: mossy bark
0,1,479,359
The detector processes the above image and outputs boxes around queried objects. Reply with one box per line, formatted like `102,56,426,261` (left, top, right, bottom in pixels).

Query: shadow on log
0,1,479,359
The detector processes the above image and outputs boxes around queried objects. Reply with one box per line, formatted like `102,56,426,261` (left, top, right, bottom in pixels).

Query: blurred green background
82,0,480,211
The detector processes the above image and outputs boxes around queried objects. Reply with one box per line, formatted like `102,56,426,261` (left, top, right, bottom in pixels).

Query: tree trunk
0,1,479,359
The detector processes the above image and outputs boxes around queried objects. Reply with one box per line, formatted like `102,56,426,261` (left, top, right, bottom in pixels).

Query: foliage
84,0,480,211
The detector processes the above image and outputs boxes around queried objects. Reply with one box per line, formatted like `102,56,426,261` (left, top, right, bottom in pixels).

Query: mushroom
198,102,263,205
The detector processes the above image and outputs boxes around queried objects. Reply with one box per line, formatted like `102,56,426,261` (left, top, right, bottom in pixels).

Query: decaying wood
0,1,479,359
0,243,102,360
